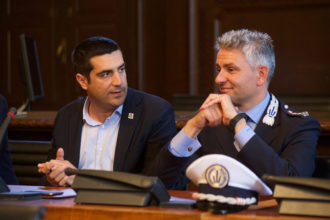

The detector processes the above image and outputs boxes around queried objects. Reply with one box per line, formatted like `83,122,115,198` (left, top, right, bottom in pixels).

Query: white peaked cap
186,154,272,195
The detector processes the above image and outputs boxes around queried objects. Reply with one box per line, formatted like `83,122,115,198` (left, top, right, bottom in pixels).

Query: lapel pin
128,113,134,119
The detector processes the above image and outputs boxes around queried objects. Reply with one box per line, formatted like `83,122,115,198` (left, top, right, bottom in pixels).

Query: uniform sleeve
237,117,321,180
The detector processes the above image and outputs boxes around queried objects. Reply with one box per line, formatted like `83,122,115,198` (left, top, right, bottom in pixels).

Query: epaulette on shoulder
283,104,309,117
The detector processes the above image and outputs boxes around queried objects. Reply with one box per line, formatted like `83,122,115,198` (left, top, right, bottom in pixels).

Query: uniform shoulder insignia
283,104,309,117
262,94,279,126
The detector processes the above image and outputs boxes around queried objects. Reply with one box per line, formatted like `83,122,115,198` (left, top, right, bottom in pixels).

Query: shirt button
188,146,193,152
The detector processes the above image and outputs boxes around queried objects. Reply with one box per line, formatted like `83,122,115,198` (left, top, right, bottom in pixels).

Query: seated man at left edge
0,93,18,185
37,36,185,189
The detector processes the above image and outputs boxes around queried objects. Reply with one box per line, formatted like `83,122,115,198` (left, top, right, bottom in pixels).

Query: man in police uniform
165,29,321,188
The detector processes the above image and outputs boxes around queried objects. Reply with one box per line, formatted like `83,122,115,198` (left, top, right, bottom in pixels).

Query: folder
66,169,170,206
262,175,330,217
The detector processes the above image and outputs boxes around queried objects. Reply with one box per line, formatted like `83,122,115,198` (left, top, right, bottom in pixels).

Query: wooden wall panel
142,0,190,101
0,0,138,110
50,0,138,109
197,0,330,96
1,0,54,110
1,0,329,111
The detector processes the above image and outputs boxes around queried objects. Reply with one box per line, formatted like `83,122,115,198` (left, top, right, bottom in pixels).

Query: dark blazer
49,88,178,183
196,96,321,180
0,94,18,184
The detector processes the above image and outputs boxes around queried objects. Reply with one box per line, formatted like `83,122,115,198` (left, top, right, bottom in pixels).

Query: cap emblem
205,164,229,188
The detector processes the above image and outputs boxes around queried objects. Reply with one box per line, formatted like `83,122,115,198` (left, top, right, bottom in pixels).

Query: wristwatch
229,113,248,132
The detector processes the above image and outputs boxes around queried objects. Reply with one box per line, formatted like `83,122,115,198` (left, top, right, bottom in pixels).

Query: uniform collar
242,92,270,124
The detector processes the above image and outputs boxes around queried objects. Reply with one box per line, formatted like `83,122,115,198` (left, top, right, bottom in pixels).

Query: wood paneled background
1,0,330,111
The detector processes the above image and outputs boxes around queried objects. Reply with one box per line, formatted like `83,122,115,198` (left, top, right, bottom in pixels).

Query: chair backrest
9,140,51,185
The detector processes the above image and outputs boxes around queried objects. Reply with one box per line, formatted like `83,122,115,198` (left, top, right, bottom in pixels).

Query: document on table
7,185,76,199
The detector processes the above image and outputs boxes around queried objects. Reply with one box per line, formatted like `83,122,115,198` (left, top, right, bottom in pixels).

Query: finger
49,165,64,179
200,101,219,110
47,170,64,186
54,166,69,186
56,148,64,160
38,167,48,174
38,162,52,174
210,106,223,127
200,94,220,110
217,96,238,122
37,163,45,173
200,94,219,106
54,172,66,185
67,175,75,186
58,176,69,187
209,110,222,127
49,160,60,170
49,159,76,170
47,162,56,171
46,174,58,186
203,105,222,127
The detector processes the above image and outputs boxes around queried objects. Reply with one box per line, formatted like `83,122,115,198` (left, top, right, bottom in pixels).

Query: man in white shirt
37,37,177,188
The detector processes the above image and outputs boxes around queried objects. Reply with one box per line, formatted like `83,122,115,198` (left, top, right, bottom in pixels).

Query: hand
46,160,76,186
37,161,51,174
38,148,76,186
184,94,223,138
37,147,65,174
184,94,242,138
201,94,240,125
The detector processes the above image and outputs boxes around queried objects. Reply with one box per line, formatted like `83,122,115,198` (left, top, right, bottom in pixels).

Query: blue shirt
169,93,270,156
78,98,123,170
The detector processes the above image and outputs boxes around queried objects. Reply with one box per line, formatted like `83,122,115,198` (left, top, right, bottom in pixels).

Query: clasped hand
184,94,238,138
37,147,76,186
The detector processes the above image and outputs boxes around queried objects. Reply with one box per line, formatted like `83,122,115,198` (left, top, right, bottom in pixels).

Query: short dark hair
72,36,121,81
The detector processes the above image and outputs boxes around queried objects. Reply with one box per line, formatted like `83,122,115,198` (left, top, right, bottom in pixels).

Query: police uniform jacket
196,95,321,179
154,94,322,189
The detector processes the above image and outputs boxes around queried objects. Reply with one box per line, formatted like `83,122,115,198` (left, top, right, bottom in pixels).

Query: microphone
0,107,17,145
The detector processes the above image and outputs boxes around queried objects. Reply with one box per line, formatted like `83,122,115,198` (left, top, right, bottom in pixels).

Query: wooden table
0,187,327,220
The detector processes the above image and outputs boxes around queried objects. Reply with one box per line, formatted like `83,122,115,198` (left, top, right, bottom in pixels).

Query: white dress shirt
78,98,123,170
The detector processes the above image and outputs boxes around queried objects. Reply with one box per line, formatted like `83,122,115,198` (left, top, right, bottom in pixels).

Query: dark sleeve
237,117,321,179
47,112,63,161
41,104,75,186
41,108,65,186
47,98,84,167
142,100,177,174
0,94,18,184
142,101,191,189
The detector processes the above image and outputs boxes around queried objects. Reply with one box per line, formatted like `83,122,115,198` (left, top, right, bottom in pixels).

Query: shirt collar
242,92,270,124
82,97,123,126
